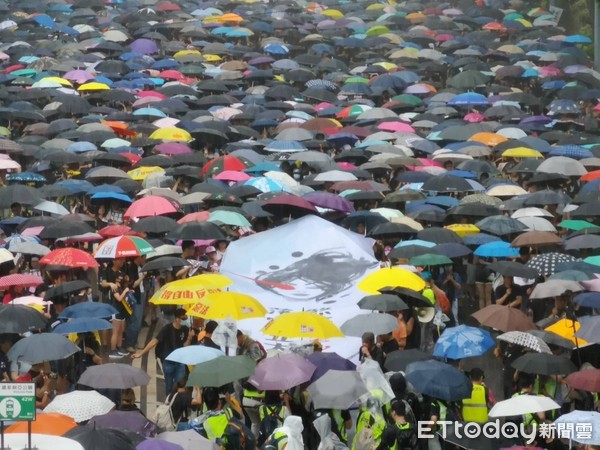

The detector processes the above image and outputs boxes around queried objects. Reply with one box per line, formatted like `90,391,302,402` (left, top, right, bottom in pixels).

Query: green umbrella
558,220,599,231
409,253,453,267
391,94,423,106
208,210,252,227
186,355,256,387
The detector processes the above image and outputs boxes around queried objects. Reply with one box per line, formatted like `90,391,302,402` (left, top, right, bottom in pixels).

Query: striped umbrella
94,236,154,259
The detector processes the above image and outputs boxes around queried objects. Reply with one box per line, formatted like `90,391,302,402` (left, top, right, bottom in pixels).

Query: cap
421,271,432,281
205,246,216,253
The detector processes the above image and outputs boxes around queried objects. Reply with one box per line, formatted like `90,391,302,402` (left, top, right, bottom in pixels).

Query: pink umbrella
124,196,179,219
152,118,180,129
154,142,192,155
21,226,44,237
0,274,43,289
213,170,251,182
417,158,443,167
177,212,211,223
581,279,600,292
464,112,485,123
435,33,455,42
63,70,95,83
538,66,563,77
137,91,167,100
314,102,335,111
337,162,356,170
377,122,416,133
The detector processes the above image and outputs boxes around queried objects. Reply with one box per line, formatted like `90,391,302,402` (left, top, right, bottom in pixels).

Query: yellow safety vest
259,404,285,422
203,412,229,441
244,388,266,400
332,409,348,443
352,410,386,450
462,384,488,424
390,422,411,450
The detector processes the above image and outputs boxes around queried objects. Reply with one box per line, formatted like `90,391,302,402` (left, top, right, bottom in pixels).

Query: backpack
258,406,283,446
260,430,287,450
219,418,256,450
433,287,452,315
152,392,178,432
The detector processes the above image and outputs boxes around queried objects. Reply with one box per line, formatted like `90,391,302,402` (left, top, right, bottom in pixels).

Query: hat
415,307,435,323
421,271,432,281
205,246,216,253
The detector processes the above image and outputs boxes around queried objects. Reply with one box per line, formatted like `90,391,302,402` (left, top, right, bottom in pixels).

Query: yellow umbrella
322,9,343,18
502,147,543,158
373,62,397,71
39,76,73,87
262,312,343,339
202,54,222,63
545,319,586,346
127,166,165,181
149,127,192,143
445,224,480,237
366,3,386,10
358,267,426,294
187,292,266,320
77,82,111,91
149,274,232,306
173,50,201,59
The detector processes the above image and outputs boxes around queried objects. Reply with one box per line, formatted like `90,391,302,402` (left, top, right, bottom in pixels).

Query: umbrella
512,353,577,375
527,329,575,349
565,369,600,393
488,394,560,418
306,352,356,382
40,248,99,269
124,196,178,219
165,346,224,366
384,349,432,372
64,427,136,450
1,434,84,450
88,411,158,438
487,261,539,279
0,304,46,333
248,353,316,390
0,273,43,289
497,331,552,353
7,332,79,364
149,274,231,306
53,318,113,334
78,363,151,389
6,413,77,435
471,305,536,332
185,292,266,320
358,267,425,294
340,312,398,336
307,370,368,410
433,325,495,359
57,301,117,320
138,439,184,450
158,430,218,450
94,236,154,259
526,252,578,276
262,312,344,339
405,360,472,402
44,391,115,423
554,410,600,445
529,279,583,299
166,222,227,241
186,355,256,387
357,294,408,312
575,316,600,344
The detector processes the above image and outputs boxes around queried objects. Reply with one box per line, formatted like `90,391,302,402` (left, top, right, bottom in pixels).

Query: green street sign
0,383,36,421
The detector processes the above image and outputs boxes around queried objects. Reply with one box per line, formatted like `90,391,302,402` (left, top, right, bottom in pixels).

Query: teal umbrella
186,355,256,387
409,253,453,266
208,210,252,227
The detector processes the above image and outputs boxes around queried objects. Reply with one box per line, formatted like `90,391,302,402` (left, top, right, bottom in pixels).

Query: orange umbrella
6,413,76,435
468,132,508,146
219,13,244,24
581,170,600,182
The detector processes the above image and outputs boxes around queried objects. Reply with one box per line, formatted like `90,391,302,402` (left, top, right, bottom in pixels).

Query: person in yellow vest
377,401,417,450
511,376,546,429
352,392,388,450
461,368,495,424
191,387,238,441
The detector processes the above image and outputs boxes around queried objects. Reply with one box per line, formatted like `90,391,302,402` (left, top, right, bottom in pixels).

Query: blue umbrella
574,292,600,309
474,241,519,258
448,92,489,106
564,35,592,44
54,179,94,195
548,145,593,159
53,318,113,334
394,239,436,248
433,325,495,359
165,345,224,365
307,352,356,382
59,301,118,320
425,196,460,208
405,360,472,401
87,184,126,195
90,192,132,203
6,172,46,183
243,162,282,174
67,141,97,153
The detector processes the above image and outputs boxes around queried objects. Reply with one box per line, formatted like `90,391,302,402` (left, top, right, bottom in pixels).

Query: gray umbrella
307,370,368,410
0,305,47,334
340,312,398,337
158,429,219,450
529,280,583,299
7,332,79,364
9,242,51,256
78,363,151,389
357,294,408,312
528,330,574,349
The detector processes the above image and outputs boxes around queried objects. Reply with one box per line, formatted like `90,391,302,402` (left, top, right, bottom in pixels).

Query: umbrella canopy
186,292,266,320
248,353,316,390
307,370,368,410
78,364,151,389
6,413,77,435
7,332,79,364
157,430,217,450
340,312,398,336
511,353,577,376
405,360,472,401
187,355,256,387
471,305,536,332
165,346,224,366
262,312,343,339
566,369,600,393
44,390,116,423
94,236,154,259
497,331,552,354
64,427,136,450
433,325,495,359
40,248,99,269
357,294,408,312
88,410,158,438
306,352,356,382
384,349,432,372
0,304,46,333
489,395,560,418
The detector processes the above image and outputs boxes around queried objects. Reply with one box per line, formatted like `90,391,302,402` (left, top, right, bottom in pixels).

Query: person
118,388,143,415
167,380,202,430
124,256,147,353
257,390,291,446
438,264,462,325
359,332,384,370
100,258,129,358
461,368,495,424
511,376,545,429
262,415,304,450
132,308,195,396
200,246,220,273
0,338,11,381
237,329,267,436
199,320,221,350
494,276,524,309
377,401,417,450
190,387,241,442
378,332,399,360
176,240,201,278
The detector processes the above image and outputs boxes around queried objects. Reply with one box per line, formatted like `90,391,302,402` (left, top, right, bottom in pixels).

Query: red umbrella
98,225,135,238
177,211,211,224
0,274,43,289
40,248,99,269
262,194,318,218
565,369,600,392
124,196,179,219
202,155,248,176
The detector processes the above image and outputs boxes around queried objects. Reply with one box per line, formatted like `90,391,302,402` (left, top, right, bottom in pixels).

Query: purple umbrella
248,353,316,390
303,192,355,213
130,38,159,55
89,410,158,438
307,351,356,382
137,438,183,450
154,142,193,155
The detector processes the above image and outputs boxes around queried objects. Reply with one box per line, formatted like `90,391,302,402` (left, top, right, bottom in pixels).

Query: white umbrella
158,430,219,450
529,279,583,299
538,156,587,177
44,390,115,423
3,434,83,450
497,331,552,354
314,170,358,182
554,410,600,444
0,248,14,264
511,207,554,219
33,200,70,216
9,242,51,256
488,394,560,418
516,216,557,232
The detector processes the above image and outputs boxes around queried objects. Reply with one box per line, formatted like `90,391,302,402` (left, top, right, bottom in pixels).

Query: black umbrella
64,426,136,450
141,256,188,272
358,294,408,312
39,221,95,239
388,244,434,260
45,280,91,301
523,189,572,206
366,222,417,239
167,222,228,240
527,330,574,349
417,227,462,244
488,261,538,279
0,305,47,334
511,353,577,376
0,185,42,207
7,332,79,364
131,216,177,235
435,243,472,259
475,215,528,236
379,287,432,308
384,349,432,372
447,203,500,217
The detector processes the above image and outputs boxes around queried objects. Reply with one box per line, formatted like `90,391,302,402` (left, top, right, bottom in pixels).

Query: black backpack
218,418,256,450
258,405,283,446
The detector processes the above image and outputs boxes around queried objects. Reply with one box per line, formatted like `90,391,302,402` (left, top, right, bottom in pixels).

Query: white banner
220,216,380,358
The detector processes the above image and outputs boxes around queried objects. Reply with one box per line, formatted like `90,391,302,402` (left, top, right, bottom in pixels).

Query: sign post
0,383,36,450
